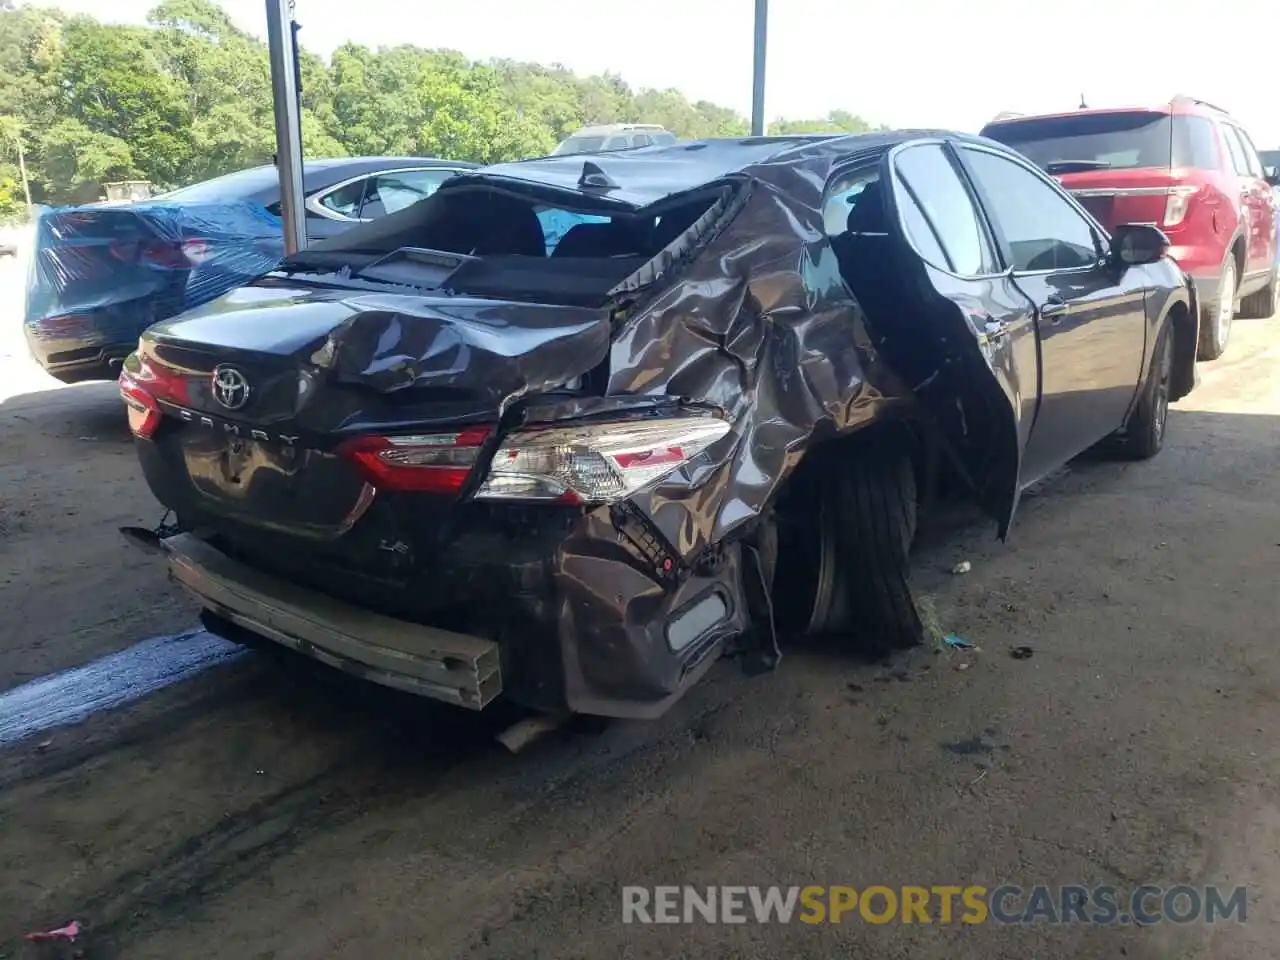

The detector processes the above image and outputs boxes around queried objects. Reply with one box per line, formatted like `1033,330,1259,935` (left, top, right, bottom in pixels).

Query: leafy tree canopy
0,0,881,212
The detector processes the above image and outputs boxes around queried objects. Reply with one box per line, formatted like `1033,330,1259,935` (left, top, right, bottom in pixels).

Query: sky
27,0,1280,147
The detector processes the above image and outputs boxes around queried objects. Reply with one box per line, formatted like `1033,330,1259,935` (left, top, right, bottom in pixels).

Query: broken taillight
475,416,731,503
118,356,192,438
119,370,161,439
338,416,731,503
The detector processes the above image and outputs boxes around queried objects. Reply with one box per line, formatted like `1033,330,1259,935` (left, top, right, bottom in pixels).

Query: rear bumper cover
164,532,503,710
160,513,742,718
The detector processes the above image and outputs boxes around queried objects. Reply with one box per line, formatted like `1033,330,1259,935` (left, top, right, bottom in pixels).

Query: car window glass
1220,126,1250,175
318,178,367,218
653,132,677,146
1173,116,1218,169
961,148,1099,272
893,144,992,275
603,136,630,151
535,207,611,256
1231,126,1264,177
361,169,456,218
822,165,881,236
895,186,950,268
981,111,1174,171
632,134,652,147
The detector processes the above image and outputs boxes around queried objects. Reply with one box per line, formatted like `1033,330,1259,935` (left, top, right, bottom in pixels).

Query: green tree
56,17,193,186
0,0,885,201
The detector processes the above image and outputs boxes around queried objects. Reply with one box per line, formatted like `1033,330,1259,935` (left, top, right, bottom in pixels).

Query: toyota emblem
211,365,251,411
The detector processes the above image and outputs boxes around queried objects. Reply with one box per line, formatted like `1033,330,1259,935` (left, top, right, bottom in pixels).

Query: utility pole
751,0,768,136
265,0,306,254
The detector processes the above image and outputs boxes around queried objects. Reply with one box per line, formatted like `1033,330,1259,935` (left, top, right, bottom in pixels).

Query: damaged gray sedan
119,131,1197,719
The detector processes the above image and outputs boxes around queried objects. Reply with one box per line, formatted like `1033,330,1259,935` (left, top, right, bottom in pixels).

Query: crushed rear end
121,138,971,719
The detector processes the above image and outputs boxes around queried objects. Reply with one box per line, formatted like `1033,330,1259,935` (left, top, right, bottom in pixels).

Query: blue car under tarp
23,199,605,384
24,201,287,383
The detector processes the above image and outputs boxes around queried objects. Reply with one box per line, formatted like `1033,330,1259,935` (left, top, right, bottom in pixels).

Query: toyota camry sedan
118,131,1197,720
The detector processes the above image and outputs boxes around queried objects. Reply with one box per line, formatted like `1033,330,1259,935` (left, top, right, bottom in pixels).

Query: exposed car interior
283,182,732,307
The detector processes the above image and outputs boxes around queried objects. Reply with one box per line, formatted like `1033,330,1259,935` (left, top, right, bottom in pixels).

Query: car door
1225,124,1277,276
859,142,1034,536
955,143,1149,483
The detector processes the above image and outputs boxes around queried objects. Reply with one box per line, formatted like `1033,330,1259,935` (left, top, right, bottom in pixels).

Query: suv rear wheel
1198,257,1236,361
1238,264,1278,320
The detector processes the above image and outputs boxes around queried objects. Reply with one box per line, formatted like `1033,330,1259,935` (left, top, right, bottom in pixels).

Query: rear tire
1197,256,1237,361
1106,318,1172,461
1238,264,1278,320
772,435,925,654
832,446,924,652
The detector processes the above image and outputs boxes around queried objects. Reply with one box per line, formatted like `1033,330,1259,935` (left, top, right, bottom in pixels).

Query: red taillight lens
119,370,162,439
338,426,493,494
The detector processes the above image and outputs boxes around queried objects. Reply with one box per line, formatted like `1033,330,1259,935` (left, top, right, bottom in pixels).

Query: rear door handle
1041,297,1069,322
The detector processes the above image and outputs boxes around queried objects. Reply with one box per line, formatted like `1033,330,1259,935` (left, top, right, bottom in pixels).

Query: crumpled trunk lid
131,282,612,543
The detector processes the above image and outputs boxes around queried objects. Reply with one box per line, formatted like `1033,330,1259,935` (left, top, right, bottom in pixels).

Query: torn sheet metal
593,134,918,555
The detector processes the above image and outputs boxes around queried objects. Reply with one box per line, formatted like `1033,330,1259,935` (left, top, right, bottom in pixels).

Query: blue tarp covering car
22,196,602,384
24,201,288,383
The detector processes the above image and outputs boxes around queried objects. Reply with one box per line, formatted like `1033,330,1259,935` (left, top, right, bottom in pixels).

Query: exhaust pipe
495,713,568,754
119,525,165,556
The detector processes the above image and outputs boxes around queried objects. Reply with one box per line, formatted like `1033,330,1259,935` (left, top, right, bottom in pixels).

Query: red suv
981,98,1280,359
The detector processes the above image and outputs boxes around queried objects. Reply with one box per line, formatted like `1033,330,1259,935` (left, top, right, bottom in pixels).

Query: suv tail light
1163,185,1198,227
339,416,731,503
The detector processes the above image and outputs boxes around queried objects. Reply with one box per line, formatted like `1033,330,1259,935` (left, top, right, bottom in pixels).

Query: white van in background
552,123,676,156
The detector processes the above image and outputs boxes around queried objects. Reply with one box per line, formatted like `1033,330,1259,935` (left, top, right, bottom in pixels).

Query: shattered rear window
294,184,732,308
536,208,609,255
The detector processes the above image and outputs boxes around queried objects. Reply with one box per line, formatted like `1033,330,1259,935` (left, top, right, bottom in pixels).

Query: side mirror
1111,223,1170,267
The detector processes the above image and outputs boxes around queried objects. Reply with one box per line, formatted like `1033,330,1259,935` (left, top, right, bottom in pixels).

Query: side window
632,133,653,147
892,143,993,275
1173,115,1218,169
1231,125,1264,177
603,136,630,151
653,132,677,146
360,169,456,218
960,148,1100,272
822,165,881,237
1220,125,1250,175
896,188,949,268
317,178,368,218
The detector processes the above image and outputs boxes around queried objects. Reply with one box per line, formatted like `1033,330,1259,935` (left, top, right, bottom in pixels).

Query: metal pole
750,0,768,136
266,0,306,254
14,133,32,217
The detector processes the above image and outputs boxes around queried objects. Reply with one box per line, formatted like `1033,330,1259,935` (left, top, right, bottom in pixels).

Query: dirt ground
3,246,1280,958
